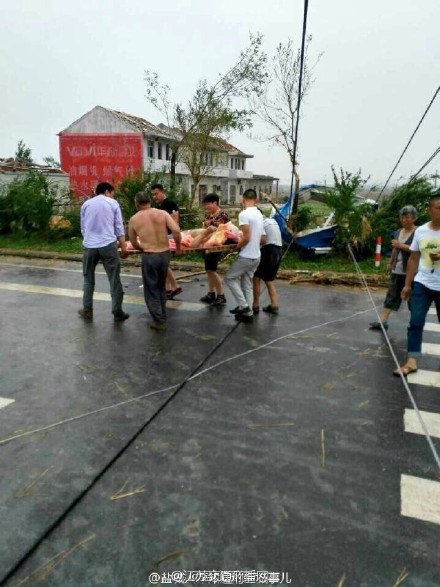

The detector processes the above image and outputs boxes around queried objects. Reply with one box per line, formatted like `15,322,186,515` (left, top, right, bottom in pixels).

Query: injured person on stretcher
124,222,241,253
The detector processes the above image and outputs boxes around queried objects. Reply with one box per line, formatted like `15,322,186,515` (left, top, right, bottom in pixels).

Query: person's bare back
129,208,180,253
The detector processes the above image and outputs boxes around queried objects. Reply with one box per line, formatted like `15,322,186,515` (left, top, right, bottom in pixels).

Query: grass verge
0,233,387,276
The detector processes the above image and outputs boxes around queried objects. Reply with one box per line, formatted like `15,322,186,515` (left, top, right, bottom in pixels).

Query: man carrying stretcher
128,191,181,331
199,193,230,306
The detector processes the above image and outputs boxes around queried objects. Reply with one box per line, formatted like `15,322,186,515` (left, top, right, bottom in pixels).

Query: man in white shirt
224,189,265,322
394,194,440,376
252,216,283,314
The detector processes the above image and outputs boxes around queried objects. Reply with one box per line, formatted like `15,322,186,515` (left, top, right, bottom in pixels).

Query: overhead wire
409,144,440,181
376,85,440,203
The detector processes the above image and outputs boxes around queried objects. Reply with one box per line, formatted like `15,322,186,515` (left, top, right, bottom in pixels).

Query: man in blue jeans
79,182,129,322
394,194,440,376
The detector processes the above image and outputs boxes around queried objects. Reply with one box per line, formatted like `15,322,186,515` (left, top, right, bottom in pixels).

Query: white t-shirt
238,206,265,259
263,217,282,247
410,222,440,291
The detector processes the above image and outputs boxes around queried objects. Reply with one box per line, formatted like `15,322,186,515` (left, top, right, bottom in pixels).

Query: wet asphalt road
0,255,439,587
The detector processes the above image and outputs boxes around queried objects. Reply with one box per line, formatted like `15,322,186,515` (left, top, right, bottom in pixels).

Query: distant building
0,157,69,194
59,106,278,202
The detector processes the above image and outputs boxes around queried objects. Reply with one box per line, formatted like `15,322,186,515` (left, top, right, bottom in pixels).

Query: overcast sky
1,0,439,186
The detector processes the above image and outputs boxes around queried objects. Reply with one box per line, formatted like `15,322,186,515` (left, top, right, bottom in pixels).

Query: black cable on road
410,144,440,181
376,85,440,204
0,321,241,586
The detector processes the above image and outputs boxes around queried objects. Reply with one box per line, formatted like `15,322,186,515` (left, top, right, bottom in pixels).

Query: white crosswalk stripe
424,322,440,333
404,409,440,439
407,369,440,387
401,475,440,525
421,342,440,356
0,397,14,410
401,316,440,525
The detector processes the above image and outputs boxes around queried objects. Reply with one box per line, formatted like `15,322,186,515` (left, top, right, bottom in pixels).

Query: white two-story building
59,106,278,203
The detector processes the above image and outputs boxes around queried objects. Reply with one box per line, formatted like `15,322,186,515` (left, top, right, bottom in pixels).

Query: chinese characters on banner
59,133,143,197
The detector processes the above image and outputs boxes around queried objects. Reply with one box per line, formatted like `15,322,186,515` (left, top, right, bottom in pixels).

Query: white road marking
0,261,142,279
428,308,438,316
407,369,440,387
0,398,14,410
401,474,440,525
424,322,440,333
0,282,206,312
421,342,440,356
404,409,440,439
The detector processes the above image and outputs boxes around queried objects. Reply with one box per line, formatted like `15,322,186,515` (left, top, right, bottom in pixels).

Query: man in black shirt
151,183,182,298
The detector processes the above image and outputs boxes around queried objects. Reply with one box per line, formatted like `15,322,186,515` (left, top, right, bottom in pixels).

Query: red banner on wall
59,133,143,197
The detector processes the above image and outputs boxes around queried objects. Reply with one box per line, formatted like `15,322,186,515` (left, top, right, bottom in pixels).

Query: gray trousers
141,252,170,324
225,255,260,309
82,243,124,315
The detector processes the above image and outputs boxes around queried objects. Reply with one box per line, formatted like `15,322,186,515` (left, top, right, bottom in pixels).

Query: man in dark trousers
128,192,181,331
151,183,182,299
79,182,129,322
200,192,230,306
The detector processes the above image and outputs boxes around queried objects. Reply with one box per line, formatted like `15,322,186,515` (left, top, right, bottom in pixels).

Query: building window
241,159,245,170
147,141,154,158
239,185,243,195
230,158,234,169
157,143,162,160
166,144,170,160
230,185,236,197
204,153,213,166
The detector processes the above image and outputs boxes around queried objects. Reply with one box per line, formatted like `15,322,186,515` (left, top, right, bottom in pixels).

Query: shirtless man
128,191,181,330
151,183,182,299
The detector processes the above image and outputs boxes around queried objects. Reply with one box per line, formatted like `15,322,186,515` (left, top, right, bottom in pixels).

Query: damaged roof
0,157,67,174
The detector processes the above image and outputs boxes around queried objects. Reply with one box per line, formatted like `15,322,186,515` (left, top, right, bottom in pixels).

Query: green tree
325,167,373,257
15,139,33,164
43,156,61,169
145,33,268,206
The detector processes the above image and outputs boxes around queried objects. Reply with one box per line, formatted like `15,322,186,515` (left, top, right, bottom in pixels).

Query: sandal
167,287,182,299
393,365,418,377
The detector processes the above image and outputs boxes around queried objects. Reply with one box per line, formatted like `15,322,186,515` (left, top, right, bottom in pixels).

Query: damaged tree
252,36,321,225
145,34,267,206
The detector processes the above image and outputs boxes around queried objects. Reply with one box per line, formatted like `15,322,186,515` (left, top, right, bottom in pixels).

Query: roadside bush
295,204,314,232
62,205,82,236
0,170,57,235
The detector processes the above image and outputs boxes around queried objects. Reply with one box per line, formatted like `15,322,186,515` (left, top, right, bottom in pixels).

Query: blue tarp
273,184,322,244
